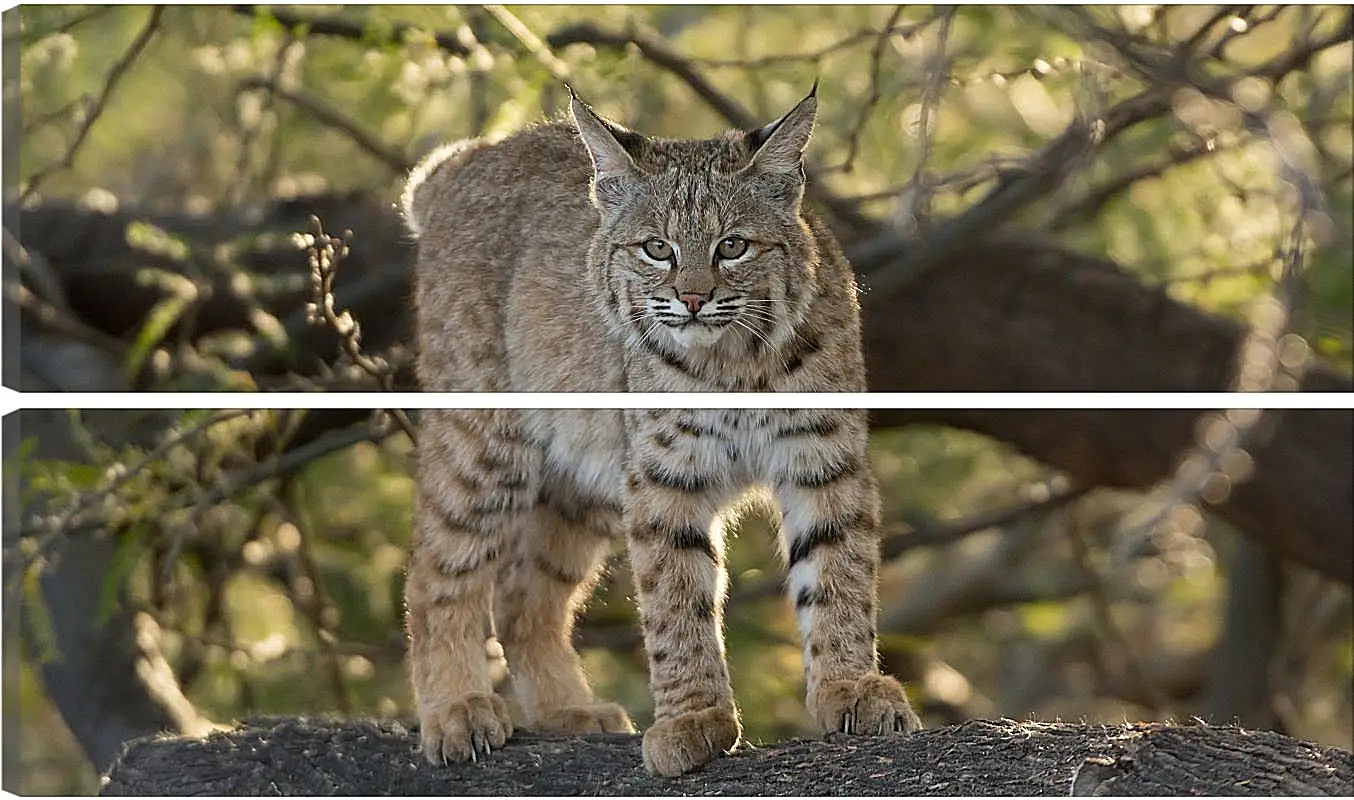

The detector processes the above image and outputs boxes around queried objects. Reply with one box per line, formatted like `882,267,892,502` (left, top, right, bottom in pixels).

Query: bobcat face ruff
571,92,820,358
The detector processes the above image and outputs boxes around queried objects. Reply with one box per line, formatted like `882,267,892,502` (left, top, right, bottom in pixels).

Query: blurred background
2,3,1352,793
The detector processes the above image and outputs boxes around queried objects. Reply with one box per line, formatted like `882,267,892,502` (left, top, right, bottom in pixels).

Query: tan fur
403,92,920,776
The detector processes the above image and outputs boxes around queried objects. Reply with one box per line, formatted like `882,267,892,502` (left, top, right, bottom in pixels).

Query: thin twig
893,6,954,233
834,6,907,175
483,4,571,82
1066,521,1175,714
20,96,89,139
232,4,480,57
190,423,387,516
1045,131,1242,232
282,478,352,713
4,279,130,356
850,8,1352,288
882,479,1088,560
301,217,418,442
4,226,73,314
230,31,299,207
238,77,411,173
1181,5,1247,53
20,6,164,203
8,5,117,46
688,19,931,69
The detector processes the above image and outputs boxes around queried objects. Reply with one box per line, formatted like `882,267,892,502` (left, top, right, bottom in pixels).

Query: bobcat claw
470,729,494,760
418,691,514,766
811,673,921,737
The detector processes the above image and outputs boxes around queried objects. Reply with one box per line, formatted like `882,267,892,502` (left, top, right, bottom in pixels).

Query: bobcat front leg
406,410,533,765
773,422,922,737
623,421,741,776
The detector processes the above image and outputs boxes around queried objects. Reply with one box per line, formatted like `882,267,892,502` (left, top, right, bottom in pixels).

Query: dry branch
99,717,1354,796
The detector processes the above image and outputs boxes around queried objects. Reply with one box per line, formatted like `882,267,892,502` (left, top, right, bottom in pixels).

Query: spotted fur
403,91,920,776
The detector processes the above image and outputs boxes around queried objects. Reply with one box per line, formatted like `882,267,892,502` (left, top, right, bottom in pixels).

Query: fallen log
100,717,1353,796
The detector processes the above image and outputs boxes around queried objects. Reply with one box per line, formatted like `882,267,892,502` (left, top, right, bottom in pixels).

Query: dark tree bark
99,717,1353,796
1203,535,1284,731
873,408,1353,586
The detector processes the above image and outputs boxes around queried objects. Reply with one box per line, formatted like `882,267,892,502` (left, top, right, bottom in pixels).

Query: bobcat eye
641,238,674,261
716,236,749,261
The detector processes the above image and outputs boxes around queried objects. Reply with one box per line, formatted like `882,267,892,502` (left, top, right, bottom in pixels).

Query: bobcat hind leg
493,496,634,734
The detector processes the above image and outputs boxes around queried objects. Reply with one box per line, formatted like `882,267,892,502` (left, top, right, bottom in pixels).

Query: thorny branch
20,5,164,204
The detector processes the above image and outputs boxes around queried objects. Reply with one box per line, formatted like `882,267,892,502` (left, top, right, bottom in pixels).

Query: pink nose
678,293,707,314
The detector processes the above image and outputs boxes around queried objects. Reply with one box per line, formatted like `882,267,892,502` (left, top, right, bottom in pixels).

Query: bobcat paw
811,673,921,735
537,702,636,734
642,705,741,777
419,691,514,765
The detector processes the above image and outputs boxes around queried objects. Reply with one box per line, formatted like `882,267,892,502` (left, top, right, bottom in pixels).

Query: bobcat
401,88,921,776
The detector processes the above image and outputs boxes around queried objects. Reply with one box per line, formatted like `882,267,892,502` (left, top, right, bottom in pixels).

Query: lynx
401,89,921,776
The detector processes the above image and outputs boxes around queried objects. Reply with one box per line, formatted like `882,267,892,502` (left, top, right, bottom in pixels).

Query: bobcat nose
678,293,708,315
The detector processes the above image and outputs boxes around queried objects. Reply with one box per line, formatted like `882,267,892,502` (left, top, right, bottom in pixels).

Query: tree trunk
98,717,1353,796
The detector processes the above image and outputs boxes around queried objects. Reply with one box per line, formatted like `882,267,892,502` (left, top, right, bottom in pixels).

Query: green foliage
21,559,60,665
96,526,150,625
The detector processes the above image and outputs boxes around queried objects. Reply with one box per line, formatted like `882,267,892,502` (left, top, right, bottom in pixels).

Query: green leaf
125,221,191,262
22,559,60,664
61,462,105,491
124,294,190,383
95,527,149,625
250,7,284,40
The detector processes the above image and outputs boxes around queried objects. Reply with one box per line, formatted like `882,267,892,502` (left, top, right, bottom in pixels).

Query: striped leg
771,414,921,736
406,409,535,765
493,489,634,734
624,416,741,776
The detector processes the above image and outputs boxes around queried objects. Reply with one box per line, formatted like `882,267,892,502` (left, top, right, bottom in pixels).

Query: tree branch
20,6,164,203
238,76,411,173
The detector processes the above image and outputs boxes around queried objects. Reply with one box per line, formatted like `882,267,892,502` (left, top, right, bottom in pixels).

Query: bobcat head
571,89,821,357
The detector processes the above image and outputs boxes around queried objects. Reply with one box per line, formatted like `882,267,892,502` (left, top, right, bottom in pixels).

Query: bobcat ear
745,84,817,177
570,92,640,180
569,90,644,211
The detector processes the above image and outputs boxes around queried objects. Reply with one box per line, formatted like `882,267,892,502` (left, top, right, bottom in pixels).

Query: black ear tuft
742,88,818,178
745,83,818,151
745,121,775,152
609,127,647,160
